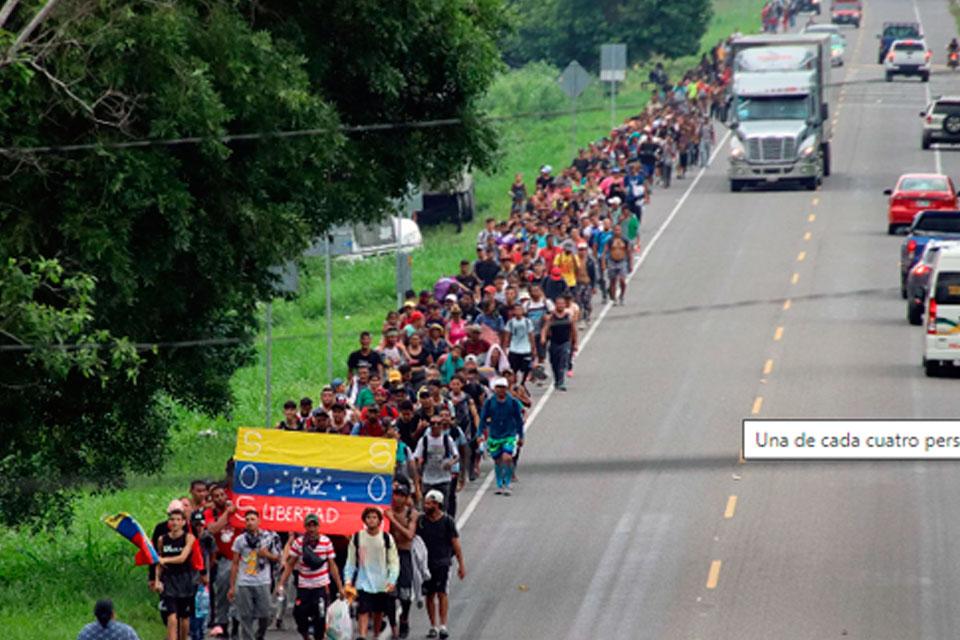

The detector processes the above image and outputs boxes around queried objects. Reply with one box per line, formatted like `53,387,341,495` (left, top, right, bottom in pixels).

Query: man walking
413,416,459,507
418,490,465,640
539,297,578,391
603,225,632,305
478,378,525,494
228,510,280,640
344,508,400,640
276,513,343,640
384,478,419,639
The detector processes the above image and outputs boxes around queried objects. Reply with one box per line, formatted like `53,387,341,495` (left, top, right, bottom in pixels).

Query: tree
0,0,505,527
502,0,713,70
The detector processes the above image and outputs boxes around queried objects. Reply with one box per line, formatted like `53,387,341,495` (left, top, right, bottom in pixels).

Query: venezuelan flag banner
230,428,397,535
102,512,160,566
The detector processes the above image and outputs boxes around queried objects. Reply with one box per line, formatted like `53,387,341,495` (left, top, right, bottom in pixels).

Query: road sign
600,44,627,81
557,60,591,100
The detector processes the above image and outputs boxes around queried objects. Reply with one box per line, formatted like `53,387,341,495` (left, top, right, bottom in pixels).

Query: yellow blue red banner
230,428,397,535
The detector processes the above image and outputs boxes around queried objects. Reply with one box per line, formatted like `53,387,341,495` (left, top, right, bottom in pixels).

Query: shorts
486,436,517,459
357,590,391,614
423,564,450,595
508,352,532,374
607,259,629,279
161,595,195,619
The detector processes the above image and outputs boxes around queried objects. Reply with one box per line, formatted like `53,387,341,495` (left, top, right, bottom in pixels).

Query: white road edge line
913,0,942,174
456,128,733,530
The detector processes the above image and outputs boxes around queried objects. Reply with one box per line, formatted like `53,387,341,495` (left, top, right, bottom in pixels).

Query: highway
271,0,960,638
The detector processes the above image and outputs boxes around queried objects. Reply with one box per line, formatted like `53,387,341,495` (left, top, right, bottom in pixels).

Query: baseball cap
388,370,402,382
428,322,444,332
562,239,575,252
311,408,329,418
331,378,344,389
492,377,509,388
167,499,185,514
425,489,445,505
608,196,622,205
483,285,496,294
549,267,563,280
409,311,424,322
335,394,349,404
445,293,458,302
464,354,478,364
403,300,416,307
304,513,320,525
541,165,552,174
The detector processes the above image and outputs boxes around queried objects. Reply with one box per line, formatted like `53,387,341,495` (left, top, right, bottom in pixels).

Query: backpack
433,276,458,303
451,395,475,438
417,432,455,461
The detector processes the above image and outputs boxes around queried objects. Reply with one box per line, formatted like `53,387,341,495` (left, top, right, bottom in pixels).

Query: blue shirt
479,394,525,440
77,621,141,640
477,312,504,334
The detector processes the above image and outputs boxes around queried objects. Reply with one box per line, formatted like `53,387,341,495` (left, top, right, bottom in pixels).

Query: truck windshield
736,96,809,121
883,25,919,38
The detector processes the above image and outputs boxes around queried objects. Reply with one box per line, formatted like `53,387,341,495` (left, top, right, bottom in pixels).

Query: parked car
885,173,958,235
906,240,960,325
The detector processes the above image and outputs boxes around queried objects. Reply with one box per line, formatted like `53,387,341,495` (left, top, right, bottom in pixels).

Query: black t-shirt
348,349,383,374
459,303,480,323
456,273,480,293
535,175,553,191
417,513,459,568
475,260,500,287
572,157,589,176
396,415,421,451
462,380,488,412
149,521,170,581
160,532,196,597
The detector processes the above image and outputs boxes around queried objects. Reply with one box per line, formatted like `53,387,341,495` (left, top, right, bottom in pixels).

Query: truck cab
877,22,922,63
727,35,833,192
831,0,861,27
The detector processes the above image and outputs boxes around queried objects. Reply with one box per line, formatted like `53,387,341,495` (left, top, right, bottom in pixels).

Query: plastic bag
324,598,353,640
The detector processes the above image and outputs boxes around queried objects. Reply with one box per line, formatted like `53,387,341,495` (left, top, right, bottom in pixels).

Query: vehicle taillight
889,52,895,61
907,240,918,260
927,115,934,123
927,298,938,334
913,264,931,276
925,51,932,61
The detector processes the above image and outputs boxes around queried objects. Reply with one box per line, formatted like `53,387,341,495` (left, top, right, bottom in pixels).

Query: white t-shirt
414,432,457,485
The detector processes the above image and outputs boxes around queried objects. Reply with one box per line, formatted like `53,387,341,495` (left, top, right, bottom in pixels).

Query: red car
885,173,958,234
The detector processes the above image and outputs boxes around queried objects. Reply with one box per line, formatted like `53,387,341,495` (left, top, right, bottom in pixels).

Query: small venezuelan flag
102,512,160,566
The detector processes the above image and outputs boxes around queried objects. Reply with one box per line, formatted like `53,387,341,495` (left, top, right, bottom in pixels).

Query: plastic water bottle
195,585,210,618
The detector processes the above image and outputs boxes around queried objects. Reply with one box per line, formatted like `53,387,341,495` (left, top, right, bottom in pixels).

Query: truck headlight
798,136,817,158
730,140,745,159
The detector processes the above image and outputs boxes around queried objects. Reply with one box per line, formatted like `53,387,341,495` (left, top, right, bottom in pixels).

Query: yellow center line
783,298,791,310
774,326,784,340
808,214,816,222
804,231,811,240
832,118,838,126
706,560,722,589
724,495,738,519
752,396,763,414
812,198,819,206
763,359,774,375
791,272,800,284
797,251,806,261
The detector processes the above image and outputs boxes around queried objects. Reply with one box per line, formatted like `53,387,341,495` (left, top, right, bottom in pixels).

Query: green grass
0,1,768,637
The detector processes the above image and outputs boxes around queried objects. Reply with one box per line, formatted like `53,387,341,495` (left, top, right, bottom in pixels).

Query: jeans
699,140,711,167
661,164,673,188
190,615,207,640
548,342,571,387
293,587,327,637
235,584,271,640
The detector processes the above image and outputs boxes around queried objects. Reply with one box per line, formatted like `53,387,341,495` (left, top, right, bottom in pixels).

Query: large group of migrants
81,33,745,640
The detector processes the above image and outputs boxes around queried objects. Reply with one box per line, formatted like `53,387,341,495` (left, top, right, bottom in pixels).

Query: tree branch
4,0,61,63
0,0,19,30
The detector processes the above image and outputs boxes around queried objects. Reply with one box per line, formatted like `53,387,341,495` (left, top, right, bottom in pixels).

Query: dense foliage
0,0,505,527
502,0,714,69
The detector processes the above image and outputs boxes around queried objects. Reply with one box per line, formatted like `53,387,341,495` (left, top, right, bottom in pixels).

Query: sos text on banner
230,428,397,534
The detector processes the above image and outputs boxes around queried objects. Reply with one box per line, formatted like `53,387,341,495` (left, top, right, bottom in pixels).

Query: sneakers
555,383,567,391
439,626,449,639
567,369,574,378
209,626,225,638
399,619,409,639
502,487,513,496
427,628,439,638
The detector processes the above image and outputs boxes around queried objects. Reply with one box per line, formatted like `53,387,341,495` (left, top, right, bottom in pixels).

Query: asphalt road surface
268,1,960,638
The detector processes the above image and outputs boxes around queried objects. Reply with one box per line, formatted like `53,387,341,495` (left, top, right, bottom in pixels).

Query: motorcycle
949,51,959,71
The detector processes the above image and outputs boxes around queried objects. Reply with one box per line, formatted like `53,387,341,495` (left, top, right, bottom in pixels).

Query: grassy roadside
0,1,768,637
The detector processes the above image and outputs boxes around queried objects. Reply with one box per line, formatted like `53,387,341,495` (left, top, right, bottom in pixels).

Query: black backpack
352,530,392,572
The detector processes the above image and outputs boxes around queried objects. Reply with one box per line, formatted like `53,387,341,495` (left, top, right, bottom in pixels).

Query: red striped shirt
290,535,336,589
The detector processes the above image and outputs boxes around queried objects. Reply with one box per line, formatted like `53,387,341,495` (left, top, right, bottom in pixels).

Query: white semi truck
727,34,833,192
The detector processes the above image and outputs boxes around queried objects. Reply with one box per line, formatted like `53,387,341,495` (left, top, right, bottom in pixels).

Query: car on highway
885,39,931,82
922,246,960,376
830,33,846,66
885,174,958,235
803,24,846,43
920,96,960,149
906,240,960,325
877,21,922,63
830,0,861,27
899,210,960,297
795,0,821,14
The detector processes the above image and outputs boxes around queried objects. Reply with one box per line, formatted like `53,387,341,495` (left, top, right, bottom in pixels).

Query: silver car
920,96,960,149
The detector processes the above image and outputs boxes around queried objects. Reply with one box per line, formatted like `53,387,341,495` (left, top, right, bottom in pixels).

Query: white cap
492,377,509,388
608,196,622,206
445,293,458,301
465,354,478,364
425,489,445,505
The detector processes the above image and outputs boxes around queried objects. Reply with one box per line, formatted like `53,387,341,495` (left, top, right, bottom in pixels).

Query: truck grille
747,136,795,162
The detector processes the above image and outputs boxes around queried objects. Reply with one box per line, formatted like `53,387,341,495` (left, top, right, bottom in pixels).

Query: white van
923,246,960,376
